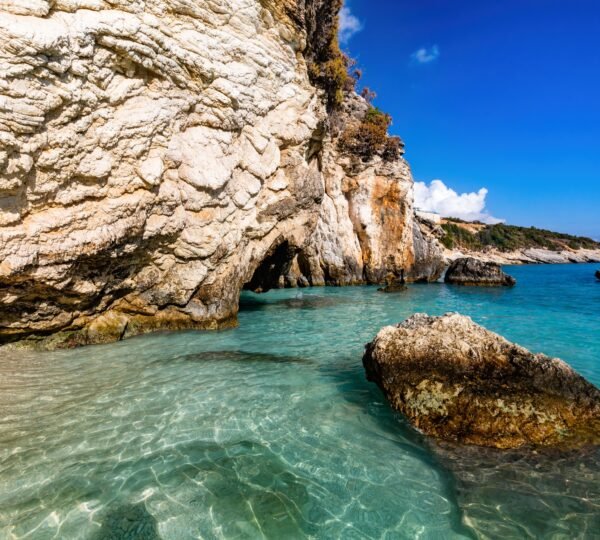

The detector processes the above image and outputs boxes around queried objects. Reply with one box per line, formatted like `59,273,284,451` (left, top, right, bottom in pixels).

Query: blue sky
340,0,600,238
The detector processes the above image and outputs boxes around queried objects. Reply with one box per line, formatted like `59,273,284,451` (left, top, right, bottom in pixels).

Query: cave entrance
243,241,299,293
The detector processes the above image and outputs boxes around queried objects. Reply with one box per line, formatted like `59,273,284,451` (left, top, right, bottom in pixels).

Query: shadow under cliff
239,292,347,313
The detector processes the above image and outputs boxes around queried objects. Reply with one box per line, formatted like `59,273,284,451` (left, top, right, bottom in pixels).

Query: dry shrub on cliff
303,0,401,159
360,87,377,103
338,107,404,162
308,48,356,108
306,0,357,108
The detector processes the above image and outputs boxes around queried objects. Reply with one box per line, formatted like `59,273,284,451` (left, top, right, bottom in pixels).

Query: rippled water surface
1,264,599,539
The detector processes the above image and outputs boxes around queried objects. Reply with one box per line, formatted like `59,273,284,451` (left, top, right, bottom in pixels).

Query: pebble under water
1,264,599,539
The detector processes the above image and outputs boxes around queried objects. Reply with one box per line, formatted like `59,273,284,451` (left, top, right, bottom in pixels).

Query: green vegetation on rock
440,220,600,252
303,2,402,161
305,0,356,109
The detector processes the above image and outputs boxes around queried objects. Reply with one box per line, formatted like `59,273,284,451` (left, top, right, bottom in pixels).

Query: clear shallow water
0,264,599,539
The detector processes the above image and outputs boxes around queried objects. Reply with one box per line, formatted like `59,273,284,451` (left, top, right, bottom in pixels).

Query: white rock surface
0,0,443,347
0,0,328,346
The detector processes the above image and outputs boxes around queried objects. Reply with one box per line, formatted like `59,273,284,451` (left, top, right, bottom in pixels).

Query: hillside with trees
440,219,600,252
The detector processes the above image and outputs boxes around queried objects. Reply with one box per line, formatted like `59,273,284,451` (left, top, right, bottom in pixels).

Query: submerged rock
93,503,159,540
596,270,600,280
363,313,600,449
445,257,516,286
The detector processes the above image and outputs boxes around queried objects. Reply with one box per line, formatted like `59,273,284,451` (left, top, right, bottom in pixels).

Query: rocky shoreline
445,247,600,266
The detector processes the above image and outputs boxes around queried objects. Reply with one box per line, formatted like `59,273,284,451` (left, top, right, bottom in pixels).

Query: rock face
410,216,446,282
0,0,444,348
0,0,329,347
282,96,445,288
445,257,516,286
363,314,600,449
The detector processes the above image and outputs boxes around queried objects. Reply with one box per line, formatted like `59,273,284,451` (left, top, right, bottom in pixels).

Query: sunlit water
1,264,599,539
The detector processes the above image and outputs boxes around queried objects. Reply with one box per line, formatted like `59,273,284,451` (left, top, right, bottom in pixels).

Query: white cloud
339,5,363,44
414,179,504,224
411,45,440,64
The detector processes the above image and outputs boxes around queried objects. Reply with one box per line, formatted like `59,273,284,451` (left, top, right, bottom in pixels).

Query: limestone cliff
285,95,444,287
0,0,443,348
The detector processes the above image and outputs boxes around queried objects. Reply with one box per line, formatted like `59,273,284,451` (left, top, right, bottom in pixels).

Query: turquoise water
1,264,599,539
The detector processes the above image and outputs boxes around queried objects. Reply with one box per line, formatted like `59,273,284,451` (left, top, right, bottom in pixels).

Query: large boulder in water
362,313,600,449
445,257,516,286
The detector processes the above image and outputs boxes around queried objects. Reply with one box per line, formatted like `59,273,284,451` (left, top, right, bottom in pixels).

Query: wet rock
378,271,407,293
445,257,516,286
432,441,600,537
297,275,310,288
378,280,408,293
363,313,600,449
